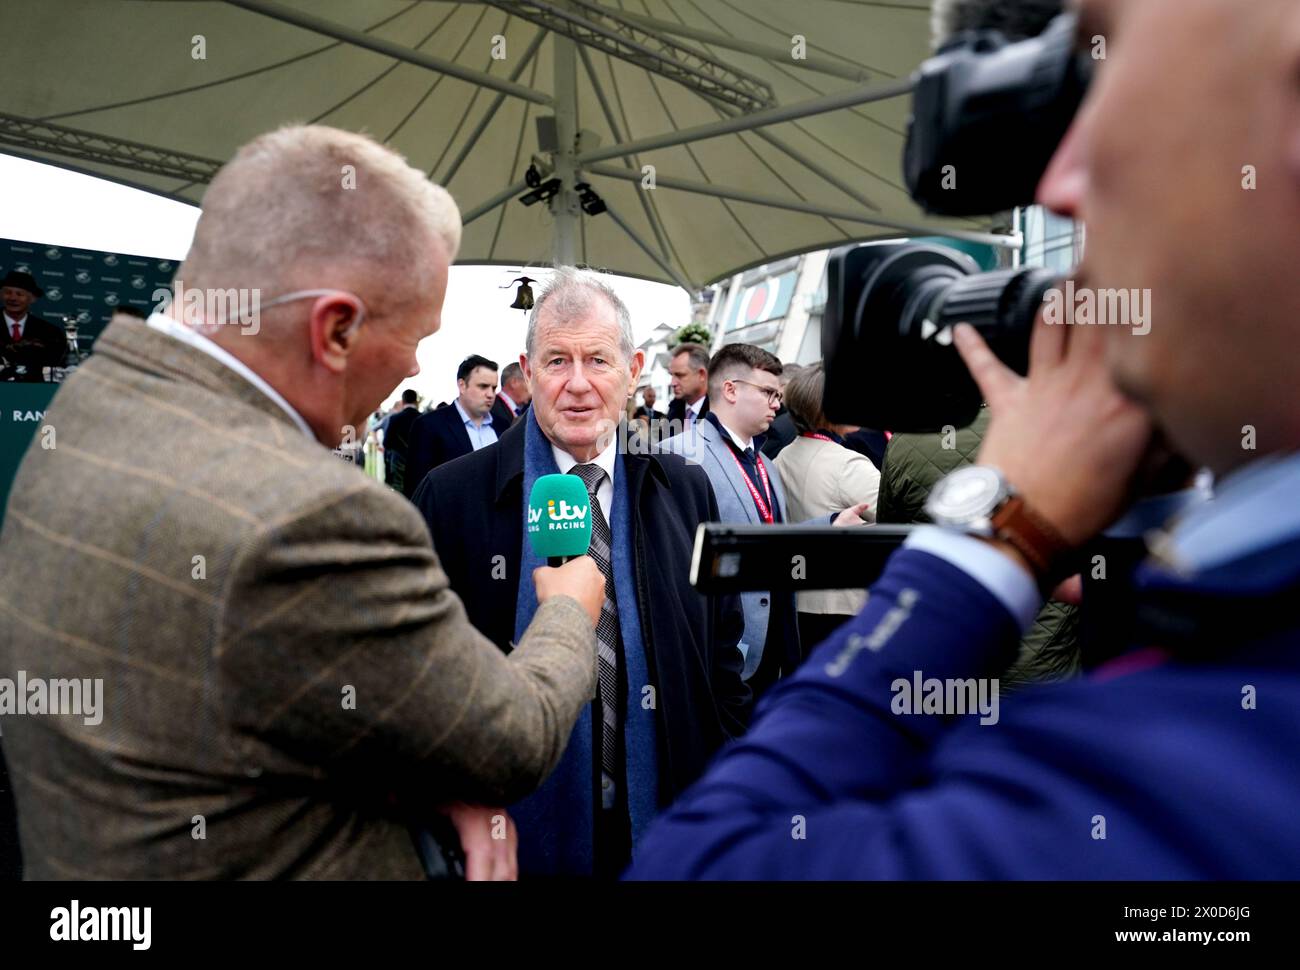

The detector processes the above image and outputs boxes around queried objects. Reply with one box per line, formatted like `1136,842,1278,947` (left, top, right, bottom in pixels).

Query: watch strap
989,494,1074,583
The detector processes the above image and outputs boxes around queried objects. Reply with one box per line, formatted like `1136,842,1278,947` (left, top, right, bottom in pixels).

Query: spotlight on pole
518,178,561,207
575,182,606,216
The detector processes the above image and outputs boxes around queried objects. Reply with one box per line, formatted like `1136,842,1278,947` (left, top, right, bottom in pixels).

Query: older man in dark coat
415,268,749,878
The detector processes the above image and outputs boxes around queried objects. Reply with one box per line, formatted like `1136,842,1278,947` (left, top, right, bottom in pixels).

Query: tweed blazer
0,317,595,879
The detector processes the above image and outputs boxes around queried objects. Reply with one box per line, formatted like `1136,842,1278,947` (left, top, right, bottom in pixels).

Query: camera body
904,12,1090,217
823,241,1058,432
821,13,1086,433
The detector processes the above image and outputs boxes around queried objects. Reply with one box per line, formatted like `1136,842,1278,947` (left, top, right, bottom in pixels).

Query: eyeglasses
258,288,369,337
731,378,783,406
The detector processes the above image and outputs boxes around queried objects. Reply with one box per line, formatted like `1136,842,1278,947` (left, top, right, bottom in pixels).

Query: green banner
2,237,177,524
2,237,177,352
0,383,59,528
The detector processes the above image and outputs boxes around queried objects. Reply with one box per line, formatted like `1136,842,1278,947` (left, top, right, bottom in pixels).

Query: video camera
822,12,1091,434
695,12,1093,593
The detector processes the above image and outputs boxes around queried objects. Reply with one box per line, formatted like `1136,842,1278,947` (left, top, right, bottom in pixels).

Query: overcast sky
0,153,690,409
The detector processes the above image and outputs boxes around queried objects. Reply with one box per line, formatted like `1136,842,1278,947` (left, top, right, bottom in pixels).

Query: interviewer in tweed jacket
0,125,603,880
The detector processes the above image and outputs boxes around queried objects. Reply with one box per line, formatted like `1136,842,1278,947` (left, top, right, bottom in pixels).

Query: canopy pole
612,8,872,83
586,163,1022,250
462,178,531,225
551,31,580,266
577,76,915,165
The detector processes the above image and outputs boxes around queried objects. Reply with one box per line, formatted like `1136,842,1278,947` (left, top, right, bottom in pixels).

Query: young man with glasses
661,344,870,695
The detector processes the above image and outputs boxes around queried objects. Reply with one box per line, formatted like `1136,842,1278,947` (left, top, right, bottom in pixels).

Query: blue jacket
626,456,1300,879
660,415,794,680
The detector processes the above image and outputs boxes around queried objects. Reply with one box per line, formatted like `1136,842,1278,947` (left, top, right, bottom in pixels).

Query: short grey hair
525,267,635,364
180,124,461,317
670,341,711,373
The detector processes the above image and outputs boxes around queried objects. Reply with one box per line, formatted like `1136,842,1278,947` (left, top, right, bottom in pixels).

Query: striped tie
569,462,621,810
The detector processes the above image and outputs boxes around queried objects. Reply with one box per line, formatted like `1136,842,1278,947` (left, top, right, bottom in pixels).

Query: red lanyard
800,432,834,443
725,445,775,524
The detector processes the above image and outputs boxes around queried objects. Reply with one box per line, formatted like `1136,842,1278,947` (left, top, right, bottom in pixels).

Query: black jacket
490,395,520,429
843,428,889,471
1,314,68,380
666,395,709,427
413,417,751,803
381,406,421,497
759,409,797,460
406,401,512,499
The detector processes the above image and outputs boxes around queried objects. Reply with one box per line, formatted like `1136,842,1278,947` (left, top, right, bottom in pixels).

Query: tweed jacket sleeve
215,479,597,806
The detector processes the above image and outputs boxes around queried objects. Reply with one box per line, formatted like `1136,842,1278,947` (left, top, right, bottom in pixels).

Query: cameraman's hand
953,311,1152,547
534,555,605,628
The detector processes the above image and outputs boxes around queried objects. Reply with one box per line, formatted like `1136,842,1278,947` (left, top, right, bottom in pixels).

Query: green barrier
0,384,60,528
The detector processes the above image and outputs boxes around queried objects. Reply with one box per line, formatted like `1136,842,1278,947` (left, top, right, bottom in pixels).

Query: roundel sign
743,280,781,326
728,270,796,331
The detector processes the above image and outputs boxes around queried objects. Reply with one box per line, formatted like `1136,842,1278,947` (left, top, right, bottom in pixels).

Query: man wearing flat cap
1,271,68,382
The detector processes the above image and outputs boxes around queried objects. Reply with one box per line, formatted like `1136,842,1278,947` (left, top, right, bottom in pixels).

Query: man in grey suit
0,125,605,880
660,344,869,692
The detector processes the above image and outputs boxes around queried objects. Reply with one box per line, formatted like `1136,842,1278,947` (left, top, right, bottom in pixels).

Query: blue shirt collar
454,398,487,429
1155,452,1300,572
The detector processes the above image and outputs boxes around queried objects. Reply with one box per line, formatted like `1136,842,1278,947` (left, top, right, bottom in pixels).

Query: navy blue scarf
510,410,659,875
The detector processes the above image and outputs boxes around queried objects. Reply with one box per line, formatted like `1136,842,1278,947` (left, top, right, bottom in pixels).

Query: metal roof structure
1,0,1017,287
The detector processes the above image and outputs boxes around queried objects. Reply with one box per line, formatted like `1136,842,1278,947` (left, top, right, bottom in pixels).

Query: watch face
927,466,1007,525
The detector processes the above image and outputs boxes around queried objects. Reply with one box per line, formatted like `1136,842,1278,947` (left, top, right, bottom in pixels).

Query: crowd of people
1,0,1298,883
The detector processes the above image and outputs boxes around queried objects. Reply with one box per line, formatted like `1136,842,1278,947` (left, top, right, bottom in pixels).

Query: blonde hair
783,361,830,434
179,124,460,318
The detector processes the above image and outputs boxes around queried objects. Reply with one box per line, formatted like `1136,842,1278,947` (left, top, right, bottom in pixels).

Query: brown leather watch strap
989,494,1073,582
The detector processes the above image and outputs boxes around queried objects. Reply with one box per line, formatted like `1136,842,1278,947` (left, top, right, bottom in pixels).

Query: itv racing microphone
528,473,593,566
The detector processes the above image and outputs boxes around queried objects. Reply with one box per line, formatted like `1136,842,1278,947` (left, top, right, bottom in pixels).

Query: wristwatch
925,465,1074,584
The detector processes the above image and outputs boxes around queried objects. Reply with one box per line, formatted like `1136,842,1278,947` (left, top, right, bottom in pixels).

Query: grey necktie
569,462,621,810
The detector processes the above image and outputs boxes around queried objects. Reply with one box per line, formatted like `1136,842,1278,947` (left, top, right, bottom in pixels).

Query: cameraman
628,0,1300,879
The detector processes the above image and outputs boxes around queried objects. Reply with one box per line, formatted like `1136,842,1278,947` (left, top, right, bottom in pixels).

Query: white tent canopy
1,0,1014,287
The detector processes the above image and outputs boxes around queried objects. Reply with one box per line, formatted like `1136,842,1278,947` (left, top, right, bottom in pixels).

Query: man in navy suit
404,354,511,497
629,0,1300,879
664,342,709,431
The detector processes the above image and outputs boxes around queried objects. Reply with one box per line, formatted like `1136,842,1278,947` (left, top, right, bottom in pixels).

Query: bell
509,277,536,311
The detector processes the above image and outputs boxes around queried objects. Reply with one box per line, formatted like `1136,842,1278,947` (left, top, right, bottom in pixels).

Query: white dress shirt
497,389,520,416
454,398,499,451
711,414,754,453
552,436,617,526
145,312,315,439
4,313,28,339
